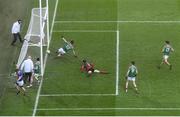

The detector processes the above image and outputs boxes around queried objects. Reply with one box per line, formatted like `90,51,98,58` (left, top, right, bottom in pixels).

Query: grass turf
0,0,180,116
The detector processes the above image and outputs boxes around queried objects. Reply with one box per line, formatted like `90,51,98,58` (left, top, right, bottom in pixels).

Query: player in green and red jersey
56,36,76,57
80,59,108,76
158,41,174,70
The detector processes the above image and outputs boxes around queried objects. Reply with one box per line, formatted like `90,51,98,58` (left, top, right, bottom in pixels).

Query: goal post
39,0,44,76
17,0,50,77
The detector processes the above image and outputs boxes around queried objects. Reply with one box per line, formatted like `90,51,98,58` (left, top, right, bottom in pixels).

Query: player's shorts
163,55,169,60
127,77,136,81
58,48,66,55
16,80,24,87
87,68,94,74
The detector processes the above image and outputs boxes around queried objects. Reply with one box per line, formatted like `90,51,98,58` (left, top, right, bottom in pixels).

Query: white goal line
37,107,180,111
55,20,180,23
40,94,116,97
53,30,116,33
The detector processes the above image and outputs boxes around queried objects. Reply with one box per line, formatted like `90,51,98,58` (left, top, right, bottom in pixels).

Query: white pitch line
32,0,59,116
40,94,116,97
37,107,180,111
115,0,120,95
115,30,119,95
53,30,116,33
54,20,180,23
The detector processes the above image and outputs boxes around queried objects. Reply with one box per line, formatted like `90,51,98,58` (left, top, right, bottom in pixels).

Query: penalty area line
37,107,180,111
53,30,116,33
54,20,180,23
40,94,116,97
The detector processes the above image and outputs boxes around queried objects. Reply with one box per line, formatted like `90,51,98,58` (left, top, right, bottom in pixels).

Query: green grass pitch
0,0,180,116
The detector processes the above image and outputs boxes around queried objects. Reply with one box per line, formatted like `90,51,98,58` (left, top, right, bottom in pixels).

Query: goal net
17,7,49,75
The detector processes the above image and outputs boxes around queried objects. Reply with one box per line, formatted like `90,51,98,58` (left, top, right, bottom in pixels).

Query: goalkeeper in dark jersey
80,59,108,76
56,36,76,57
158,41,174,70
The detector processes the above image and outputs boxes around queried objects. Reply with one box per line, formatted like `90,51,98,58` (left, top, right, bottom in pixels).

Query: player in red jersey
80,59,108,76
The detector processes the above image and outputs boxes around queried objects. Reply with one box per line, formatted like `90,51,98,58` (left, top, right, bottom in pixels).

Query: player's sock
17,91,20,95
38,80,40,84
125,88,128,93
134,87,139,94
100,71,109,74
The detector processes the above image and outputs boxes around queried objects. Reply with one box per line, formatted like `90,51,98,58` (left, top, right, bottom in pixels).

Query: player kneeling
80,59,108,76
15,66,26,95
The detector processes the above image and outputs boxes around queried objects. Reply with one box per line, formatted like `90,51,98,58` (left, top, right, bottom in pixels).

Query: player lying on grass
158,41,174,70
15,66,26,95
56,36,77,57
125,61,138,94
80,59,108,76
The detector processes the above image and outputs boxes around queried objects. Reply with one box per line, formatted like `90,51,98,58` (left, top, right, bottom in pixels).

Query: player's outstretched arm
61,36,68,43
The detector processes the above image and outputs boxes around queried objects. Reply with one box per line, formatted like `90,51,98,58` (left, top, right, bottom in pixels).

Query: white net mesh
17,7,48,67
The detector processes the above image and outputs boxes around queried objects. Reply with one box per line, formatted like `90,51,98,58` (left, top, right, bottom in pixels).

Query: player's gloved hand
74,55,78,58
125,76,127,80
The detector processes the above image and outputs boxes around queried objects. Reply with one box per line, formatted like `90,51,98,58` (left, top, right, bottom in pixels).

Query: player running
125,61,138,93
158,41,174,70
56,36,76,57
80,59,108,76
15,66,26,95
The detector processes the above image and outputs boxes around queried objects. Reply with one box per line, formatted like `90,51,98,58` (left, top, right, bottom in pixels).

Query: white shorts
127,77,136,81
16,80,24,87
58,48,66,55
163,55,169,60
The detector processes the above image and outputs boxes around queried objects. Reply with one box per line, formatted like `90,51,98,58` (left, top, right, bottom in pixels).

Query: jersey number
165,48,170,52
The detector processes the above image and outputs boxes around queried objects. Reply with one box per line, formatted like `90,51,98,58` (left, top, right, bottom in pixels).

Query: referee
20,56,34,87
11,19,23,45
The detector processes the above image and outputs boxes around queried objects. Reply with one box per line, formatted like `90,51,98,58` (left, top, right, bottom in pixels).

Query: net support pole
39,0,44,76
46,0,50,49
